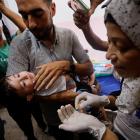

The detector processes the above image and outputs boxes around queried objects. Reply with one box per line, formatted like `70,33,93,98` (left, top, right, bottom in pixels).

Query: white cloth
37,76,66,96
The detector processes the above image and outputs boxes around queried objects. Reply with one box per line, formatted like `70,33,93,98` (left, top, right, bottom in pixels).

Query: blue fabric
96,75,121,96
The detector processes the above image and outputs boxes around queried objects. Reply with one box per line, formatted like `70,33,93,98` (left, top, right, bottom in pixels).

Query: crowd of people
0,0,140,140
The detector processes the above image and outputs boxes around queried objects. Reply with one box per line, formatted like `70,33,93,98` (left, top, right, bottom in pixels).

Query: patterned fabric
116,77,140,114
105,0,140,48
114,77,140,139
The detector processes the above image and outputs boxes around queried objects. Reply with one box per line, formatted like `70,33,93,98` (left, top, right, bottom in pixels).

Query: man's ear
50,2,56,17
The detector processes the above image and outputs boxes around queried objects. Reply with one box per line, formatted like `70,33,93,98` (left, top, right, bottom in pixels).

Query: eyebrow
19,8,43,15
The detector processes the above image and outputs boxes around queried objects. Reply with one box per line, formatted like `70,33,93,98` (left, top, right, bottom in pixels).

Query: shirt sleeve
71,31,90,63
6,34,29,76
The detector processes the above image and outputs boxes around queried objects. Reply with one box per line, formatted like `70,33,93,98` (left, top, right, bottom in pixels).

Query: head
16,0,56,40
105,0,140,78
6,71,35,97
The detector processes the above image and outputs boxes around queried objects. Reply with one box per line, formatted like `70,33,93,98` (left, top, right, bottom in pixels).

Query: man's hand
75,92,110,110
58,104,106,140
34,61,70,91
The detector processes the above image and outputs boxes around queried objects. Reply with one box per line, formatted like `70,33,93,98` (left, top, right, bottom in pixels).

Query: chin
118,72,140,78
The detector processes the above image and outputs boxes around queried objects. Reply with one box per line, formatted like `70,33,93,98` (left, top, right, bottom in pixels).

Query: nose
27,15,37,30
106,43,117,61
19,74,29,81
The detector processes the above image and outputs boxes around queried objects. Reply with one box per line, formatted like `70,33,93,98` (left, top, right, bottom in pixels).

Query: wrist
61,61,70,73
100,96,110,106
69,63,76,74
82,23,90,32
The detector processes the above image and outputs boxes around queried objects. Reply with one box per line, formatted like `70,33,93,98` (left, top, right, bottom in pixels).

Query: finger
68,104,75,114
68,1,72,8
34,68,50,90
60,106,70,120
65,104,74,116
88,8,95,16
57,109,66,123
45,70,61,89
59,124,75,132
34,67,41,74
34,67,45,87
37,69,57,91
75,93,87,109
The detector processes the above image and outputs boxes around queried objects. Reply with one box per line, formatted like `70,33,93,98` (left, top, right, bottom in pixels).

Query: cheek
119,54,140,76
25,80,34,92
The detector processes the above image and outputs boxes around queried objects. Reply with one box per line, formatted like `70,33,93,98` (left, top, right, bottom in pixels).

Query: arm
74,60,93,76
0,0,26,32
36,90,78,103
102,128,118,140
73,10,108,51
34,59,93,91
82,23,108,51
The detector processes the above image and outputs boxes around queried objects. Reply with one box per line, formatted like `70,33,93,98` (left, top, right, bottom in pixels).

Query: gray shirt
7,26,90,125
7,27,89,75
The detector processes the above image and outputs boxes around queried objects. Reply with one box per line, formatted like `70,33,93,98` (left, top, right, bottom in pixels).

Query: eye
20,80,26,88
32,11,44,18
22,14,28,20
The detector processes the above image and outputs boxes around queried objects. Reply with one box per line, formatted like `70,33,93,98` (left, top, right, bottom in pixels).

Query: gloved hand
75,92,110,110
57,104,106,140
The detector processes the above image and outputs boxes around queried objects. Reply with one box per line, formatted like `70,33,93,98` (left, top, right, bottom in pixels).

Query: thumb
59,124,73,131
59,124,66,130
88,7,95,16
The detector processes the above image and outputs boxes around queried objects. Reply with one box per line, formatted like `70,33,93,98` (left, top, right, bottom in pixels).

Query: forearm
60,60,93,76
36,90,78,103
75,60,93,76
1,6,26,32
102,128,118,140
82,23,108,51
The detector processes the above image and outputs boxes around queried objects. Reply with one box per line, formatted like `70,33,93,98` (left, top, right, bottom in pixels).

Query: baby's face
8,71,35,96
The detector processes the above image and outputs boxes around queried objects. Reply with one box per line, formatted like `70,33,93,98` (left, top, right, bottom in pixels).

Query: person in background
0,1,47,139
69,0,108,51
70,0,120,109
58,0,140,140
0,0,26,32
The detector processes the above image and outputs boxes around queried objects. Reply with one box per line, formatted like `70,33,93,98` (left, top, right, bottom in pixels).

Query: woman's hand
75,92,110,110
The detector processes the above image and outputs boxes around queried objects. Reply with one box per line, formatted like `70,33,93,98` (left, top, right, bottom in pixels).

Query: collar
37,25,59,47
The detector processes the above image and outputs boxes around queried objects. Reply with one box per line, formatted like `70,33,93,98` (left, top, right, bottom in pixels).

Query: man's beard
30,24,53,41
